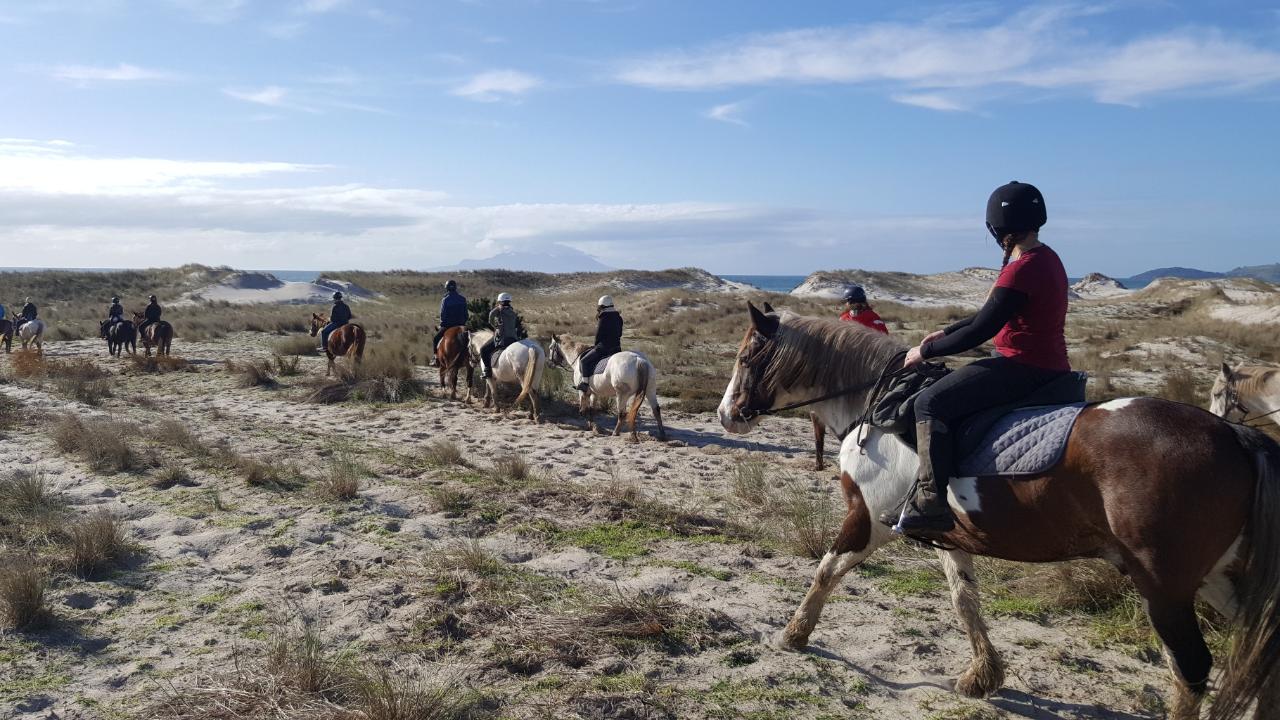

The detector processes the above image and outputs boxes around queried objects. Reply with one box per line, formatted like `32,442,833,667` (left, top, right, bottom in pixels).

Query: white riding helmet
496,292,513,303
597,295,614,308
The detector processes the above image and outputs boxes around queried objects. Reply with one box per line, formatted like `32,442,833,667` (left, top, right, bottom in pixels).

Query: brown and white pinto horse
132,312,173,357
309,313,366,376
720,303,1280,720
435,326,473,402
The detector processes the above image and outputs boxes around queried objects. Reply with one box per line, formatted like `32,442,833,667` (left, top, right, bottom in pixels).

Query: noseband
1222,380,1280,425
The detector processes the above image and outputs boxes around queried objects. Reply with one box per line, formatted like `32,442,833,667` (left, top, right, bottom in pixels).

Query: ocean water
720,275,808,293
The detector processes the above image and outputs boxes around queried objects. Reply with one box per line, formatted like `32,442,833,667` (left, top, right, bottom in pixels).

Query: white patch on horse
947,476,982,515
1198,534,1243,620
1097,397,1139,412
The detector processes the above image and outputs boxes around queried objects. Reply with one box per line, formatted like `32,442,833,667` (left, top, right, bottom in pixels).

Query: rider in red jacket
839,286,888,334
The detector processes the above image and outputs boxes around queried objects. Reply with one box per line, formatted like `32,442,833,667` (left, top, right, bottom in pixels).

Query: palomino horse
467,330,545,422
1213,362,1280,430
100,320,136,357
0,319,11,353
17,320,44,354
719,304,1280,720
132,312,173,357
309,314,365,377
435,326,473,402
547,335,666,441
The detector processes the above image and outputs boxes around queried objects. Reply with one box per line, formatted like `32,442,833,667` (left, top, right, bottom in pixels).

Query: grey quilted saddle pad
956,403,1087,477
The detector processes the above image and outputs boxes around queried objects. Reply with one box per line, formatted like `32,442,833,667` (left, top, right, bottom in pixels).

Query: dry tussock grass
0,393,21,433
272,335,319,357
0,554,48,630
730,460,838,558
227,359,279,388
421,440,468,468
308,350,425,404
319,454,363,501
128,354,192,373
66,508,129,579
51,415,140,472
0,470,69,545
154,615,496,720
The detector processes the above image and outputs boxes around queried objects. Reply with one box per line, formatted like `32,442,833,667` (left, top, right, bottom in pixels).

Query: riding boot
883,420,955,535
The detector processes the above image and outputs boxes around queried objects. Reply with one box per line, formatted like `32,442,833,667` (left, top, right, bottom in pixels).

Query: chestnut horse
0,319,11,353
132,312,173,357
435,326,473,402
100,319,136,357
309,313,366,376
720,303,1280,720
1213,363,1280,430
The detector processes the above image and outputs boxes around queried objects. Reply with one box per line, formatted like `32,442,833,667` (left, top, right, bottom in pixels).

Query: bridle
1221,379,1280,426
732,334,909,440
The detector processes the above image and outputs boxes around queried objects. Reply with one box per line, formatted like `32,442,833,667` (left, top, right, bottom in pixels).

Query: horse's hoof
777,628,810,652
954,660,1005,699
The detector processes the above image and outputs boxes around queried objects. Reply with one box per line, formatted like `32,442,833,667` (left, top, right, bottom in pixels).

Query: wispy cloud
705,100,749,126
451,70,542,102
616,5,1280,108
223,85,317,112
298,0,348,12
891,93,968,112
51,63,175,83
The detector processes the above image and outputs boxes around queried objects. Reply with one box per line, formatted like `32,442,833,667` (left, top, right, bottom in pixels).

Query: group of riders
102,295,164,337
0,298,40,332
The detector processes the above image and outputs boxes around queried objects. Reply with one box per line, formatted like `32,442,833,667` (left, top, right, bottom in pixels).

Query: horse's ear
1221,362,1234,380
748,301,779,337
762,301,775,314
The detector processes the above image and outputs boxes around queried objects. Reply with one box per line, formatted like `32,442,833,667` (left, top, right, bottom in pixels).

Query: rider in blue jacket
432,280,468,352
320,292,352,351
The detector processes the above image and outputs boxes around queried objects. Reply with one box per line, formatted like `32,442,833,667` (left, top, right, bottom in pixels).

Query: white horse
1212,362,1280,429
547,336,666,441
18,320,45,354
468,330,546,422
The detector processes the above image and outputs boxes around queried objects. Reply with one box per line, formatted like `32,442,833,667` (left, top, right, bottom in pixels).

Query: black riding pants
913,356,1067,483
479,338,502,371
578,344,619,380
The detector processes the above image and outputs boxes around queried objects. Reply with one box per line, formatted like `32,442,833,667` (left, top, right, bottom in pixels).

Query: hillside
790,267,997,308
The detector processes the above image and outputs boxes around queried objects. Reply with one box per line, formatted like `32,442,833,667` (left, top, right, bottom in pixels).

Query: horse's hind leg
1144,597,1211,720
940,550,1005,698
811,413,826,471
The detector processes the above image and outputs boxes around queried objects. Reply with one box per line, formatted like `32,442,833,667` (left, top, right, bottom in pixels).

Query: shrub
227,360,278,389
51,415,139,472
273,354,303,377
152,464,192,489
490,454,531,484
156,419,210,457
67,509,128,579
319,455,363,500
309,350,425,404
422,440,468,468
0,555,48,630
0,470,69,544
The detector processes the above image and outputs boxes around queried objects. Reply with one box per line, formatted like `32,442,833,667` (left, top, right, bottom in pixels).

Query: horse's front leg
940,550,1005,698
783,471,891,649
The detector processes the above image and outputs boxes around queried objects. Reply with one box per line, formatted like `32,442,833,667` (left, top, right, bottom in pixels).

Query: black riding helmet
148,295,157,301
332,291,344,300
445,279,457,292
842,285,867,304
986,181,1046,242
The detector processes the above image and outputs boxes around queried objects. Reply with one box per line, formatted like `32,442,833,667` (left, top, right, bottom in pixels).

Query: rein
739,380,878,421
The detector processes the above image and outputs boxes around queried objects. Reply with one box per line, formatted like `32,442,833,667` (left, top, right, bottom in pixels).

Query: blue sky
1,0,1279,276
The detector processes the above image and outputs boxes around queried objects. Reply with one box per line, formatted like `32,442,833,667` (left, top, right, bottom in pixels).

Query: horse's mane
764,313,905,395
1235,366,1280,397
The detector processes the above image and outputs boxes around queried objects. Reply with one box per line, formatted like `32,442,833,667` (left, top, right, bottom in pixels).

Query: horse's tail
627,357,651,427
520,344,540,394
1210,425,1280,720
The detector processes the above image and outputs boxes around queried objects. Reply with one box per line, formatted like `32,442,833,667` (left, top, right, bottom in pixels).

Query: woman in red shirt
839,286,888,334
891,181,1071,536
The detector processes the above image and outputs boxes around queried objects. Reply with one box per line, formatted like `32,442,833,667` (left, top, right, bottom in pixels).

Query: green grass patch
548,520,675,560
878,568,945,598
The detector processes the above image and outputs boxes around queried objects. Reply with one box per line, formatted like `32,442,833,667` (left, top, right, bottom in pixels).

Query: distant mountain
438,244,612,274
1121,267,1225,288
1228,263,1280,283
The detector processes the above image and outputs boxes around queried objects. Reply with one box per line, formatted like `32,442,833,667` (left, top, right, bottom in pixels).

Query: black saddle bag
866,361,952,437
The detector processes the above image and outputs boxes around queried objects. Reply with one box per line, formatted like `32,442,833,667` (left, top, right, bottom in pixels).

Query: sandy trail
2,336,1170,719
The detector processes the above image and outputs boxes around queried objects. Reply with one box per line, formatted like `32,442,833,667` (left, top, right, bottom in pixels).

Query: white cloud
223,85,319,112
51,63,174,83
616,5,1280,107
891,93,968,112
705,100,749,126
451,70,542,102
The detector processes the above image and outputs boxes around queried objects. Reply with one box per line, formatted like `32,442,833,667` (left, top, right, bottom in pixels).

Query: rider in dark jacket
15,299,36,331
139,295,162,337
321,292,352,350
432,280,468,353
107,297,124,325
575,296,623,392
